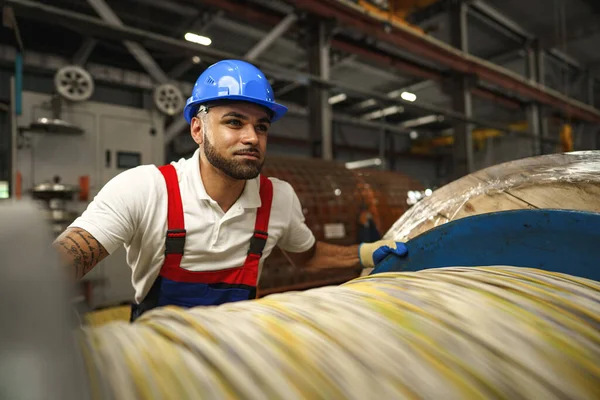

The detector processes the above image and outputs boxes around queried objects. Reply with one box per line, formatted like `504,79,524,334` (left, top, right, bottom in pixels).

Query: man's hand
359,240,408,268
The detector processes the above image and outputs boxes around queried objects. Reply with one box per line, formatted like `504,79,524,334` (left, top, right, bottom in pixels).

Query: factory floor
84,305,131,326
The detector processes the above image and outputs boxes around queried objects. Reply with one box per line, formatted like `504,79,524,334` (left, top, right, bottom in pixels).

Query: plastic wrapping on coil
384,151,600,242
352,169,424,237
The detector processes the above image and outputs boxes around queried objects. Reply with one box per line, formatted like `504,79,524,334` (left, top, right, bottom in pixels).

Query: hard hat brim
184,95,288,124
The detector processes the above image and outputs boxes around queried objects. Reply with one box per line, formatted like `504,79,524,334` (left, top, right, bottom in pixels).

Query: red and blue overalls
130,164,273,322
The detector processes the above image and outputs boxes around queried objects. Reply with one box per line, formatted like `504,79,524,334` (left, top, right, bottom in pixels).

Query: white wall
17,91,165,199
16,90,165,309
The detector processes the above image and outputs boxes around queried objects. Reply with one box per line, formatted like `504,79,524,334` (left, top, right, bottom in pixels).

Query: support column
9,77,17,199
536,45,549,153
587,72,595,107
449,0,473,178
526,43,541,155
386,134,396,170
307,19,332,160
378,129,387,170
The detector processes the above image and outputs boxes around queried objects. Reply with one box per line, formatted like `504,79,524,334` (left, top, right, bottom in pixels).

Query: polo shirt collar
191,149,262,209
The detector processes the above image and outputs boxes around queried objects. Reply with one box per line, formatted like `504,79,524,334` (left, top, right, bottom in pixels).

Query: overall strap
245,175,274,265
158,164,186,270
130,164,186,321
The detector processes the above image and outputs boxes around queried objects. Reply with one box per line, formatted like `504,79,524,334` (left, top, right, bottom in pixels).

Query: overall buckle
248,230,268,256
165,229,186,254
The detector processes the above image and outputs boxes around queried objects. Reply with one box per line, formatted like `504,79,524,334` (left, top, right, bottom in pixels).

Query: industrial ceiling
1,0,599,147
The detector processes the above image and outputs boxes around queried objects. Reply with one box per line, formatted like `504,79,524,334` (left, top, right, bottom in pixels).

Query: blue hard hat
183,59,288,124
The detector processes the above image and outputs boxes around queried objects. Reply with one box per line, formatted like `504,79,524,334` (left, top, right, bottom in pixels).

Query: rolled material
385,151,600,242
78,266,600,400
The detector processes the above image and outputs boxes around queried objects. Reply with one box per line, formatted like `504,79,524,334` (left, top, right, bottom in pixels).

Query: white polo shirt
70,149,316,303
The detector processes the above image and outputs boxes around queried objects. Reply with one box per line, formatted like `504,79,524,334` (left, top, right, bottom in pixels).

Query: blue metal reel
370,209,600,282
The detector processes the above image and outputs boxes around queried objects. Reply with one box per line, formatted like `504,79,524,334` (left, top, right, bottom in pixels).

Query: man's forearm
53,227,109,280
304,241,361,269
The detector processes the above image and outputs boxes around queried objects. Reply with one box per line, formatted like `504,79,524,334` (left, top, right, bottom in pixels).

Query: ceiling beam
469,0,531,42
190,0,577,117
72,37,97,65
126,0,199,16
275,53,357,96
168,9,223,80
538,14,600,53
286,0,600,123
331,37,441,81
3,0,584,135
87,0,169,83
245,13,298,61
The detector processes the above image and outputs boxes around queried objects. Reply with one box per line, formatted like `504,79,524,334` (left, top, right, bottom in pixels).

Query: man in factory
53,59,407,321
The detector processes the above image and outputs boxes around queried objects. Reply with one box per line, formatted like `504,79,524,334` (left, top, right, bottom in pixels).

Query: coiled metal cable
78,266,600,399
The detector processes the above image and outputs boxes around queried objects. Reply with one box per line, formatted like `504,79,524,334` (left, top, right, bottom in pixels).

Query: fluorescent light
345,158,382,170
328,93,347,105
353,98,377,110
184,33,212,46
362,105,403,120
401,91,417,102
400,114,442,128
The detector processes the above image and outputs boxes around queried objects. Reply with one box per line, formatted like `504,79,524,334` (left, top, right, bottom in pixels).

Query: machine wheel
54,65,95,102
153,83,185,116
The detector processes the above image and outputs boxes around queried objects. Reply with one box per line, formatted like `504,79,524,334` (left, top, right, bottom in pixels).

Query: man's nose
241,126,259,145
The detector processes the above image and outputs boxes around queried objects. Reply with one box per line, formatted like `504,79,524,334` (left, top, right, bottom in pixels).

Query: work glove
359,240,408,268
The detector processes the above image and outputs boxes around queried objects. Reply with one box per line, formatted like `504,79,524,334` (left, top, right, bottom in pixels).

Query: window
117,152,141,169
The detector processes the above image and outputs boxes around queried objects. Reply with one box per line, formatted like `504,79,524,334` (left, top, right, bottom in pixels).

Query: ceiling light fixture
184,33,212,46
401,91,417,102
328,93,347,105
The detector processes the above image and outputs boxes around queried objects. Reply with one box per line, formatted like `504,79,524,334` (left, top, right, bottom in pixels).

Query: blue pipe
371,209,600,282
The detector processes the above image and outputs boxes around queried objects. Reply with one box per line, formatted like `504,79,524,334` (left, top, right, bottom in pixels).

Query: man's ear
190,117,204,145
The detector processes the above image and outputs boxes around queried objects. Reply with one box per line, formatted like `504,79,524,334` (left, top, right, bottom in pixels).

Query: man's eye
226,119,242,127
256,124,269,133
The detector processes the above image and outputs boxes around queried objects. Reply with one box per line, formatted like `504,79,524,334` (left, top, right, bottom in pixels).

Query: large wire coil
78,266,600,400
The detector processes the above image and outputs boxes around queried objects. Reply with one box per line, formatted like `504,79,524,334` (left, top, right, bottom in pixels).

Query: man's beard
203,133,264,180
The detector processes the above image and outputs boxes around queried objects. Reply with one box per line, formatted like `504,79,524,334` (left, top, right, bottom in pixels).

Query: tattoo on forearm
54,228,108,279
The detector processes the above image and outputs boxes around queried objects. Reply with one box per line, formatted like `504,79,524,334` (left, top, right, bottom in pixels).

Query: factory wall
16,91,165,198
13,89,165,309
2,64,596,196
